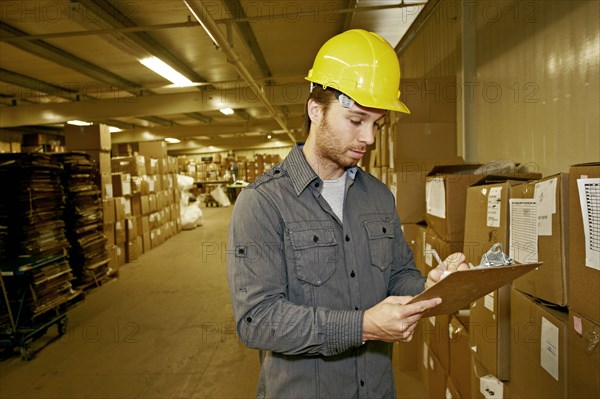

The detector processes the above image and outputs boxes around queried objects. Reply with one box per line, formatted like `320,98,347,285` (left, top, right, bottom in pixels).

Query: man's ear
307,99,322,124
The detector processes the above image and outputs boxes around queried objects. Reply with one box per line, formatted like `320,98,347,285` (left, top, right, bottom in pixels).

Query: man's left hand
425,252,469,290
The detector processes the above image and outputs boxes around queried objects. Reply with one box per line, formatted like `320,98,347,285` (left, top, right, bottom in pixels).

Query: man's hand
362,296,442,343
425,252,469,290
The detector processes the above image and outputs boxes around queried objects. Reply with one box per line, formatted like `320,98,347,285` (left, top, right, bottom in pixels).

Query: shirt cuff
325,309,364,355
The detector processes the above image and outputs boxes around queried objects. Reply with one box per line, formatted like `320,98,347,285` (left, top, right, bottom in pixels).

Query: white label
480,374,504,399
535,178,557,236
573,315,583,335
577,178,600,270
445,387,453,399
426,177,446,218
487,186,503,227
540,317,560,381
425,243,433,267
484,292,495,312
509,199,538,263
429,316,436,327
423,343,429,369
105,183,113,198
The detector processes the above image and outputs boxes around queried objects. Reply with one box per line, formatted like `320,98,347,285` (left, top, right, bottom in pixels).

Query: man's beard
315,117,362,171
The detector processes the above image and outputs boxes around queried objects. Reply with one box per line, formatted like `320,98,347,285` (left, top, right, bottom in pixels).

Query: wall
399,0,599,176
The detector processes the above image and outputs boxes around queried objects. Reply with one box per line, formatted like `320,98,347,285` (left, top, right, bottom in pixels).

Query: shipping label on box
115,221,126,244
126,217,137,241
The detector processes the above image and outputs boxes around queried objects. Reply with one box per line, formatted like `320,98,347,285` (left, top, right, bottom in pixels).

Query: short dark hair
303,85,336,134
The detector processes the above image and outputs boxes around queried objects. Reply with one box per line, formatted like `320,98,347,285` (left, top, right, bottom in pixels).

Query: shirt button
315,182,320,187
354,306,359,310
382,227,387,233
350,271,355,278
313,235,319,242
246,317,252,323
345,235,350,242
360,380,365,387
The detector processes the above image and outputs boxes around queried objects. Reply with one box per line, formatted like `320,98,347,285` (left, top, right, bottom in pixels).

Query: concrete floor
0,206,426,399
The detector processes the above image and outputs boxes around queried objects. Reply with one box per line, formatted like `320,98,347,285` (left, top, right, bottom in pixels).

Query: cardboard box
446,377,461,399
464,179,524,265
469,284,511,381
114,220,126,245
125,217,137,241
111,173,132,197
114,197,126,221
148,194,157,213
150,229,160,248
394,159,463,224
419,339,430,391
392,322,422,372
510,289,567,399
102,199,115,224
111,143,132,157
103,222,115,246
427,165,540,244
126,236,142,262
424,314,450,374
131,194,142,217
426,164,482,242
568,162,600,322
470,352,507,399
65,123,111,151
116,243,126,267
111,155,146,176
402,224,431,276
138,140,167,159
140,195,150,215
512,174,569,306
568,312,600,398
142,232,151,252
424,228,464,269
145,157,158,175
428,351,448,399
449,314,471,399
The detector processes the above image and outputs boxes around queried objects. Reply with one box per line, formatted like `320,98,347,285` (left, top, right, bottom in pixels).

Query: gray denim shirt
227,145,426,398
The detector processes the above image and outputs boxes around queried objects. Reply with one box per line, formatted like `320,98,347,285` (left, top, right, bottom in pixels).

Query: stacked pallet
52,152,109,286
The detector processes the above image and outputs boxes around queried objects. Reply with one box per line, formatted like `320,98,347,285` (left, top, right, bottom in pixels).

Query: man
227,29,467,398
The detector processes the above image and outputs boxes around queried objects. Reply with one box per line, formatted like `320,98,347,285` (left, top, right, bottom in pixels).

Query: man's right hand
361,296,442,343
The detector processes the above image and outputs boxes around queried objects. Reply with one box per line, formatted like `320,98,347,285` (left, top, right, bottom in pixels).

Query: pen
431,249,451,279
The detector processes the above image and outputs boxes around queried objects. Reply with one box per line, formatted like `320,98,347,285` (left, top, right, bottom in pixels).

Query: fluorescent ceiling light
220,108,234,115
108,126,122,133
139,56,194,87
267,134,272,139
182,0,220,48
67,120,92,126
164,137,181,143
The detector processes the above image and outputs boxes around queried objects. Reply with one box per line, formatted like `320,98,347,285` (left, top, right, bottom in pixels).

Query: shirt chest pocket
364,220,395,271
289,227,338,286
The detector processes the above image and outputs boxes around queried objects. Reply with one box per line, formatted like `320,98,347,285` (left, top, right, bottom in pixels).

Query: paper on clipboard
407,262,542,317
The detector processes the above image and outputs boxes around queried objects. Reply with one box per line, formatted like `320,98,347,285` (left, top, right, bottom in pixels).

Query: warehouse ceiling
0,0,428,154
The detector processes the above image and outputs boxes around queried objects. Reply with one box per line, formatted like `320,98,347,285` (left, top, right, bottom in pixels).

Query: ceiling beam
0,84,310,128
166,135,294,155
111,116,305,143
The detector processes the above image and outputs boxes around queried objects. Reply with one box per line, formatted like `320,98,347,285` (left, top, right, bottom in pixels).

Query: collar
284,144,358,197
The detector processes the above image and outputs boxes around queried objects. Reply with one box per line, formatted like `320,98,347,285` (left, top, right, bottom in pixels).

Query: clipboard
408,262,542,317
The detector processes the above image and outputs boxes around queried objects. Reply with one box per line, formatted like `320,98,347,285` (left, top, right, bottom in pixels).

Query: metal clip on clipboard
477,243,513,267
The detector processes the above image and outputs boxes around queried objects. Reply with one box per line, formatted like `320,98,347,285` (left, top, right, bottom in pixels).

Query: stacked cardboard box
567,162,600,398
136,141,181,255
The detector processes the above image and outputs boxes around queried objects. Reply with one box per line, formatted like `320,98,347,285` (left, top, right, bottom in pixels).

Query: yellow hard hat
306,29,410,114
